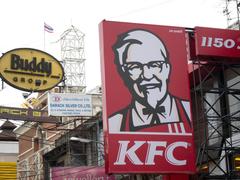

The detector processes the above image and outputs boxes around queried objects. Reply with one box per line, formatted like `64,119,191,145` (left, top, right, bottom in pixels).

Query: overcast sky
0,0,231,107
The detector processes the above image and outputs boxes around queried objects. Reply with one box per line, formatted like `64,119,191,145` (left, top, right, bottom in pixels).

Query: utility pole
223,0,240,29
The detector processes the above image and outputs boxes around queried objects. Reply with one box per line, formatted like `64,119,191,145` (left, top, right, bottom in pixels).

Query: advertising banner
51,166,115,180
195,26,240,59
48,93,92,116
99,20,196,173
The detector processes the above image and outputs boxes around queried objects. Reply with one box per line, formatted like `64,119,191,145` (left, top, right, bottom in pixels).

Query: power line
109,0,175,20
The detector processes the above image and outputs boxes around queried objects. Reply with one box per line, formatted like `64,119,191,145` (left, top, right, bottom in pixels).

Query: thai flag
44,22,54,33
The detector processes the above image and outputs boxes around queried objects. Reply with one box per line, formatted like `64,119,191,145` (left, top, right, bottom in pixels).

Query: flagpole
44,24,46,51
43,22,54,50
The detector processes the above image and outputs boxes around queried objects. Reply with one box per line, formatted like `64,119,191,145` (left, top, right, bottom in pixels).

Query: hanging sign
0,48,64,92
0,105,59,123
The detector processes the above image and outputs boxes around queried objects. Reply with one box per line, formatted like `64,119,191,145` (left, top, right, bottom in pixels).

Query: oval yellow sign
0,48,64,92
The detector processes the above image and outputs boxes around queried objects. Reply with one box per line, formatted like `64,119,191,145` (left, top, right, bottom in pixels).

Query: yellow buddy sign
0,48,64,92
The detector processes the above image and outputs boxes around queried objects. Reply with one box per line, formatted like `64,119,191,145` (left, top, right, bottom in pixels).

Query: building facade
15,86,102,180
0,120,18,179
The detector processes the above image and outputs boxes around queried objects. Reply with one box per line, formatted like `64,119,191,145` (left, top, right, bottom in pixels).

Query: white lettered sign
48,93,92,116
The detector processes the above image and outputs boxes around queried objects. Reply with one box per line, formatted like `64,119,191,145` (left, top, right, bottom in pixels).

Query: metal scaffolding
60,25,86,93
192,59,240,179
18,146,53,180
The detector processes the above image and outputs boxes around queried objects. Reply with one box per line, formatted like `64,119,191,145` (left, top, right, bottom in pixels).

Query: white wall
0,141,19,153
0,153,18,162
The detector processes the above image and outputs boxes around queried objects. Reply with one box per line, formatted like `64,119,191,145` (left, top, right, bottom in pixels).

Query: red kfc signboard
195,26,240,59
99,20,196,174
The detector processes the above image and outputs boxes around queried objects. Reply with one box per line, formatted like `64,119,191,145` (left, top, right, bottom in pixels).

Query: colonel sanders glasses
123,61,167,80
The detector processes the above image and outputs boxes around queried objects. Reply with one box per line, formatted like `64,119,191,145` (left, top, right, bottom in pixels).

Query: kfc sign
195,26,240,59
99,20,196,173
114,141,188,166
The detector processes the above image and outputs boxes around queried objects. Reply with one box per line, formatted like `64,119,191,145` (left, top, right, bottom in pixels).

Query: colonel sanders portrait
108,29,192,133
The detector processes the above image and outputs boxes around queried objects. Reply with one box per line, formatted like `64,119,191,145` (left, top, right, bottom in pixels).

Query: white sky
0,0,230,107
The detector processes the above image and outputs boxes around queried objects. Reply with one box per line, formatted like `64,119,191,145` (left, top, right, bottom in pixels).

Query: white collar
132,95,180,127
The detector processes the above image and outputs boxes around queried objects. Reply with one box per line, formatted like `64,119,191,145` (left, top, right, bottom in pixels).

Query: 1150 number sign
195,27,240,59
200,36,240,49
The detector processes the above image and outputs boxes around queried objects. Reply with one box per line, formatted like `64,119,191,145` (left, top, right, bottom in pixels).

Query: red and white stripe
168,123,187,134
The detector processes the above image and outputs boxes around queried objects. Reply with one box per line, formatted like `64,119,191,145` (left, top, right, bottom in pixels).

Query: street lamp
70,137,92,143
70,136,104,145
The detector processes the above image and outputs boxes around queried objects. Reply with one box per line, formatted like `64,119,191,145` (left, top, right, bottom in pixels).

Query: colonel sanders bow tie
142,106,165,115
142,106,166,124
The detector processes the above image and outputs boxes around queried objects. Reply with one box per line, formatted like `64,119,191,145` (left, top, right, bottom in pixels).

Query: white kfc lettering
114,141,145,165
114,141,188,166
145,141,167,165
165,142,188,166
